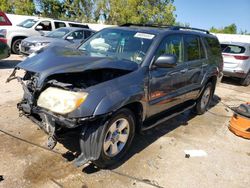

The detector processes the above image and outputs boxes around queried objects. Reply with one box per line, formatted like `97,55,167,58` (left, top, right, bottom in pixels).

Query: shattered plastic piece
47,136,57,150
184,150,207,158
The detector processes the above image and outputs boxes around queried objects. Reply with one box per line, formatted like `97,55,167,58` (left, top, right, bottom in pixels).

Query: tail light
234,55,249,60
0,38,7,44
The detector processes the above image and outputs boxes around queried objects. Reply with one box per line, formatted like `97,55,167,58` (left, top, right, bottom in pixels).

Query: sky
174,0,250,32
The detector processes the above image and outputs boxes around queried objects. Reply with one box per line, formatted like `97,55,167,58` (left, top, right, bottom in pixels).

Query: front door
148,34,188,117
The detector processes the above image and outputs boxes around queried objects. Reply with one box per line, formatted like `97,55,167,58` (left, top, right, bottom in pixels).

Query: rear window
221,44,245,54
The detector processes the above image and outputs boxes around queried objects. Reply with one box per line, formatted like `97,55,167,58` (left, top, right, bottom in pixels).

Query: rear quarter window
205,37,222,57
68,23,89,29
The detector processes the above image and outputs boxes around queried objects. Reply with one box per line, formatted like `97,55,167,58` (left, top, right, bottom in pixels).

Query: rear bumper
223,70,247,78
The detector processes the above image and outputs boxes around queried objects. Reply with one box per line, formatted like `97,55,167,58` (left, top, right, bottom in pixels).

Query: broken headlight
37,87,88,115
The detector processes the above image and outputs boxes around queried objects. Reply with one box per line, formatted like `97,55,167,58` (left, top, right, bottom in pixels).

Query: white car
0,18,89,54
221,42,250,86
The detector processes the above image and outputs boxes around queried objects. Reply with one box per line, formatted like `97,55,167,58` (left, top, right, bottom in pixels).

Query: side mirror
66,36,74,40
154,54,177,68
36,25,43,30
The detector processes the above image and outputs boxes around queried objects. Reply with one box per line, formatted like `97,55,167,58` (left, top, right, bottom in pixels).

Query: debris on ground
184,150,207,158
229,102,250,139
0,175,4,182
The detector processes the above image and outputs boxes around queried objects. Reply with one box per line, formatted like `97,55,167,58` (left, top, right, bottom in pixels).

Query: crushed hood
17,46,139,86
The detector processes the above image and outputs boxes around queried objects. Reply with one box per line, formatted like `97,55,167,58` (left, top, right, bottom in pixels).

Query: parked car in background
7,25,223,168
0,18,89,54
0,40,10,60
20,27,95,56
0,11,12,26
221,42,250,86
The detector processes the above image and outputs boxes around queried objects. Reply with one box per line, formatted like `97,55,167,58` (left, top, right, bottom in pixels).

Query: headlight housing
37,87,88,115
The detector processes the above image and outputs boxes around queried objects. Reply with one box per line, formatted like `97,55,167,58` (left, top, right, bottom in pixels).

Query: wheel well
206,75,217,92
123,102,143,132
11,36,26,47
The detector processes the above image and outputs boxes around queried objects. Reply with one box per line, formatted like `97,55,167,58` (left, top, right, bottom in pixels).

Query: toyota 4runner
7,24,223,168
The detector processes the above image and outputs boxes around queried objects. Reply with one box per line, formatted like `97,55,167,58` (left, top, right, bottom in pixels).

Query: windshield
18,19,37,28
78,28,154,64
45,28,70,38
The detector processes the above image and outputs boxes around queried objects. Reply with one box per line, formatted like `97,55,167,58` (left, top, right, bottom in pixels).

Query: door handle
180,68,188,73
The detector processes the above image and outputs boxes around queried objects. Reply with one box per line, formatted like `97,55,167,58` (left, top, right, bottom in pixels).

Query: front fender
93,85,145,116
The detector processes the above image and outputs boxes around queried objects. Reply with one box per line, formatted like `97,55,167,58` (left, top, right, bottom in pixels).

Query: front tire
195,82,214,115
12,39,23,54
94,108,135,168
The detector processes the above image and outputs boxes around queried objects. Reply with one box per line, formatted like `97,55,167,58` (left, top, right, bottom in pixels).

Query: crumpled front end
6,56,136,167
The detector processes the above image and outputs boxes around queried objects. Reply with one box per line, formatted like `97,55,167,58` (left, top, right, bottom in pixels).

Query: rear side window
221,44,245,54
55,21,66,29
205,37,221,57
184,35,205,61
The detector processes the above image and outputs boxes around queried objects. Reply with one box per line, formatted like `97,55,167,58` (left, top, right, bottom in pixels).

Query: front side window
78,28,154,64
68,30,84,40
155,34,184,63
37,21,52,31
18,19,37,28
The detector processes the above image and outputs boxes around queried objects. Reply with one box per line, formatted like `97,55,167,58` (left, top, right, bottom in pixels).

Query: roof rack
170,26,210,34
120,23,210,34
120,23,172,28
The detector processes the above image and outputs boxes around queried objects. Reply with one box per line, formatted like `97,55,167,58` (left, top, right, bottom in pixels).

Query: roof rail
120,23,172,28
170,26,210,34
120,23,210,34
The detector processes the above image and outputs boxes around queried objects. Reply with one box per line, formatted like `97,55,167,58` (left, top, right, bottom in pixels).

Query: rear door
148,34,189,117
184,35,207,100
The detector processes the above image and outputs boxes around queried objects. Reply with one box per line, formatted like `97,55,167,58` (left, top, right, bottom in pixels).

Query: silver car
20,27,95,56
222,42,250,86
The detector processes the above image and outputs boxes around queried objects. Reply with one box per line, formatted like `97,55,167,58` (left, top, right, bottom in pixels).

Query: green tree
14,0,35,15
210,24,237,34
36,0,63,18
0,0,14,13
94,0,176,25
62,0,95,22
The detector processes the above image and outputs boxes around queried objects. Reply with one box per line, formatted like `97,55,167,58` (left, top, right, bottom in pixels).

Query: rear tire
195,82,214,115
240,72,250,86
12,39,23,54
93,108,135,168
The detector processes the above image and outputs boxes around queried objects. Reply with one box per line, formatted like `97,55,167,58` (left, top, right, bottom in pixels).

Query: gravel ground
0,55,249,188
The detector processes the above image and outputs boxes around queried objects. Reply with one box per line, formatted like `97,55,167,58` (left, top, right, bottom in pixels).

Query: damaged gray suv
7,24,223,168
